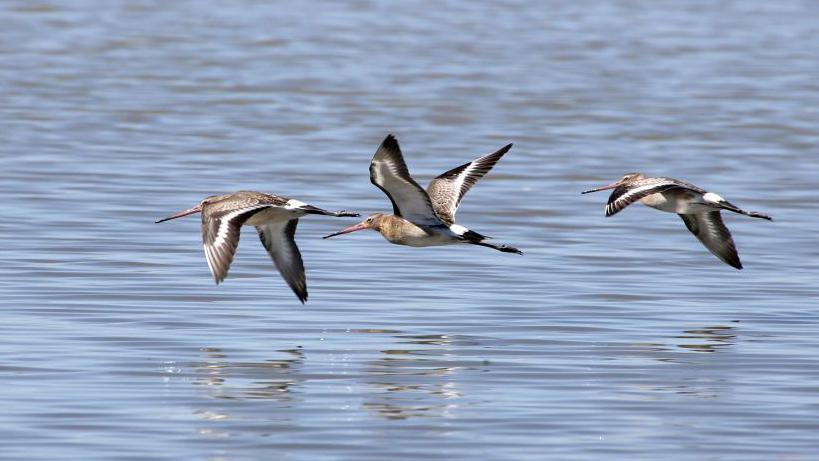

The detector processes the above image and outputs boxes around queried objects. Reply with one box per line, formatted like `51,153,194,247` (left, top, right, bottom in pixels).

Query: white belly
385,225,460,247
640,192,712,214
244,207,301,226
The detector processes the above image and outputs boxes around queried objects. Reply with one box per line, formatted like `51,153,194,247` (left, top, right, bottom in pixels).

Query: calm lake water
2,1,818,460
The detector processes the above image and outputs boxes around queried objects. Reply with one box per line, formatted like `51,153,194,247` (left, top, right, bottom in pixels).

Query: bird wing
426,143,512,225
369,134,443,226
257,219,308,303
200,204,269,283
679,212,742,269
605,178,687,217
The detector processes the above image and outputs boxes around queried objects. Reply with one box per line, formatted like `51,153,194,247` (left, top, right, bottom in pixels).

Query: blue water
2,1,819,460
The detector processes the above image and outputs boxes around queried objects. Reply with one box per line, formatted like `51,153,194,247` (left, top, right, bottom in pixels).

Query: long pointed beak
323,222,369,239
155,204,202,223
581,182,620,194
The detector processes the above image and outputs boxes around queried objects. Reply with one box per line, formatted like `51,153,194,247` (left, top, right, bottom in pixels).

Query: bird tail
470,240,524,255
462,229,489,241
452,225,523,255
299,204,360,217
719,201,773,221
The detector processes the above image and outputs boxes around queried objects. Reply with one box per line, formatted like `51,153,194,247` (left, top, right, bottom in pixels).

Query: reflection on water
194,346,305,401
3,0,819,459
643,325,738,399
651,382,725,400
363,333,463,420
644,324,737,359
675,325,737,353
185,333,471,423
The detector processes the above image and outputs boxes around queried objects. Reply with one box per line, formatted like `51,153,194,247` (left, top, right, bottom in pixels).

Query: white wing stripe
211,207,263,248
203,243,216,277
201,204,270,282
606,183,670,215
425,143,512,224
617,183,663,203
453,163,476,196
370,140,442,225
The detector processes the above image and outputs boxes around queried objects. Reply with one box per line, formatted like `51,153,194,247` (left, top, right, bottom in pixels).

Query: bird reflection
645,324,738,360
646,325,738,399
362,333,474,420
675,325,736,353
193,346,305,402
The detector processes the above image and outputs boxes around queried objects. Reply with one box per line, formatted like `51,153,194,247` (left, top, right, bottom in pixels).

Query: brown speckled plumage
156,191,359,303
324,135,522,255
582,173,772,269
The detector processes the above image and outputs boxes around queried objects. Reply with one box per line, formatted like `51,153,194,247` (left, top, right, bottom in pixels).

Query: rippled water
2,1,819,460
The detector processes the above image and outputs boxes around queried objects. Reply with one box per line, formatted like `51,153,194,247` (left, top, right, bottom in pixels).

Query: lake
1,1,818,460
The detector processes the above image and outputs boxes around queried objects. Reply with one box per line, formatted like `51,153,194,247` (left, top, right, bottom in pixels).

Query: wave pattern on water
1,0,819,460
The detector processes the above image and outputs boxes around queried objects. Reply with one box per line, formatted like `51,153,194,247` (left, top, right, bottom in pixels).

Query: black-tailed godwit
582,173,772,269
156,191,358,302
323,135,522,255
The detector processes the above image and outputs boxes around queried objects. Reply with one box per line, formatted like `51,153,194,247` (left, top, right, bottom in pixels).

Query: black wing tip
294,288,308,304
482,142,513,162
372,134,404,177
212,266,227,284
724,249,743,269
433,145,508,181
717,244,742,269
381,134,400,151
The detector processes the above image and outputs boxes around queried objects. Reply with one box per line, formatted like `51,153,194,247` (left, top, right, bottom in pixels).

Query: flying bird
156,191,358,303
582,173,772,269
324,134,522,255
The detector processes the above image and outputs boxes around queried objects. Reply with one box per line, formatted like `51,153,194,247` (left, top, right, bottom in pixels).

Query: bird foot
499,245,524,255
748,211,773,221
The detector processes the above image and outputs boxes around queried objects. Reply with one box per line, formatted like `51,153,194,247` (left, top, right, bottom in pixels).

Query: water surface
2,1,819,460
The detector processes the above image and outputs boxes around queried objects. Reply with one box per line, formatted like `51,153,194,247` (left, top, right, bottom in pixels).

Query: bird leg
332,210,360,217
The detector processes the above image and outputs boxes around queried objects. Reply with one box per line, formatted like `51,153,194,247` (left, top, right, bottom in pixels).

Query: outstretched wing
369,134,442,226
257,219,308,303
426,143,512,224
679,212,742,269
201,204,269,283
605,178,693,217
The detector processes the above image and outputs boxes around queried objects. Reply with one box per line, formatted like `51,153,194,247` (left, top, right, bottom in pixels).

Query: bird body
324,135,522,255
582,173,771,269
362,213,465,247
156,191,358,303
